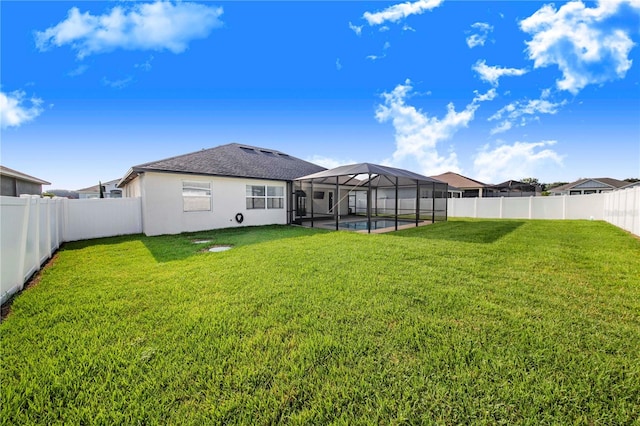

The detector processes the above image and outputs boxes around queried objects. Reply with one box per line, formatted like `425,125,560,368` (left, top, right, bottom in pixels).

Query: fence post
499,197,504,219
474,197,478,218
562,195,567,220
45,198,52,259
17,196,32,289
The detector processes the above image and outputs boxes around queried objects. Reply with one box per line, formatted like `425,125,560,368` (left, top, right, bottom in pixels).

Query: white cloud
348,21,363,36
489,95,567,134
367,42,391,61
520,0,640,94
306,155,356,170
35,1,224,59
363,0,444,26
336,58,342,71
489,121,512,135
102,76,134,89
375,80,492,176
135,55,154,71
473,88,497,102
473,60,528,86
466,22,493,48
68,64,89,77
0,90,45,129
473,140,563,183
403,24,416,32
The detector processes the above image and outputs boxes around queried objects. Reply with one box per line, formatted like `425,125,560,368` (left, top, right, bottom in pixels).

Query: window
183,181,211,212
246,185,284,209
267,186,284,209
246,185,266,209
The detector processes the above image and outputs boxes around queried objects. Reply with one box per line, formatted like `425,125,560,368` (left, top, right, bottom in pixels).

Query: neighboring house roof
621,181,640,189
429,171,489,189
119,143,326,187
0,165,51,185
77,179,121,193
549,178,628,193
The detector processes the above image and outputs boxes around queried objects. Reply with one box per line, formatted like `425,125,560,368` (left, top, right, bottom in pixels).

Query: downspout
335,176,340,231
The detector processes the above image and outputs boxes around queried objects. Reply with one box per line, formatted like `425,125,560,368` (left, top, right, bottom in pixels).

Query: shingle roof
549,178,628,192
429,171,488,189
119,143,326,186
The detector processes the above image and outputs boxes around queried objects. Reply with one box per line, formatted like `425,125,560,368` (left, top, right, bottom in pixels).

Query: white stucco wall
124,177,142,198
306,184,350,216
138,172,288,236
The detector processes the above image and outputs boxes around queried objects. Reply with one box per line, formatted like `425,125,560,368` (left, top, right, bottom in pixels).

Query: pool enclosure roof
296,163,444,187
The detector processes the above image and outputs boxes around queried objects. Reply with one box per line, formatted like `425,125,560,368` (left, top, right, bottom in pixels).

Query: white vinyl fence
1,196,142,305
448,186,640,236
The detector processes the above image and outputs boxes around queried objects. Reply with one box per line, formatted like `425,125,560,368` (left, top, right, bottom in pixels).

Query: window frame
246,184,285,210
183,180,212,212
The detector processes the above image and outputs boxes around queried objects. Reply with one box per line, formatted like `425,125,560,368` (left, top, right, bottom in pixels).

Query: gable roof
429,171,488,189
549,178,628,193
119,143,326,187
0,165,51,185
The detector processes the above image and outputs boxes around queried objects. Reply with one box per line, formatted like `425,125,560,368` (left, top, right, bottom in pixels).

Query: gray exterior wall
0,175,43,196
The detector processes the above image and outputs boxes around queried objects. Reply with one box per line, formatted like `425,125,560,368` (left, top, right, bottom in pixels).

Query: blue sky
1,0,639,190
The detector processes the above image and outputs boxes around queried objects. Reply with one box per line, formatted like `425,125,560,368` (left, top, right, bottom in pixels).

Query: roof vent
239,147,257,154
260,150,276,156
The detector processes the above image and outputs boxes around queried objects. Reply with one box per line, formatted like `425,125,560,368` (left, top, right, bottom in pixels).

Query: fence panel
1,197,29,304
531,196,564,219
604,186,639,236
64,198,142,242
565,193,604,220
503,197,530,218
1,196,142,305
23,196,40,285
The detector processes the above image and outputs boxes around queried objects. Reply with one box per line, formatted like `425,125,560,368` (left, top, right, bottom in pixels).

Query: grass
1,219,639,425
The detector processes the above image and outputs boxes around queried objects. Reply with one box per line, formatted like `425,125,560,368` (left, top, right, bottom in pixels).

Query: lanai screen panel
295,163,448,230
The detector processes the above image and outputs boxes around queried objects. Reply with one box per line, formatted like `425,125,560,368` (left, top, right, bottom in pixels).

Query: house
548,178,629,196
76,179,123,199
117,143,326,236
0,165,50,197
430,171,495,198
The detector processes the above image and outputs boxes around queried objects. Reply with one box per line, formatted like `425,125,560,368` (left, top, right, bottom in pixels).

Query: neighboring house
0,165,50,197
548,178,629,196
77,179,123,199
430,171,495,198
117,143,326,236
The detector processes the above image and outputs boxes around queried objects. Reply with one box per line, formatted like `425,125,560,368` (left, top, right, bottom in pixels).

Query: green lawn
2,220,639,424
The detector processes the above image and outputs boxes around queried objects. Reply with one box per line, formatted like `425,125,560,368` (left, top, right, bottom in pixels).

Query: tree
521,177,540,185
